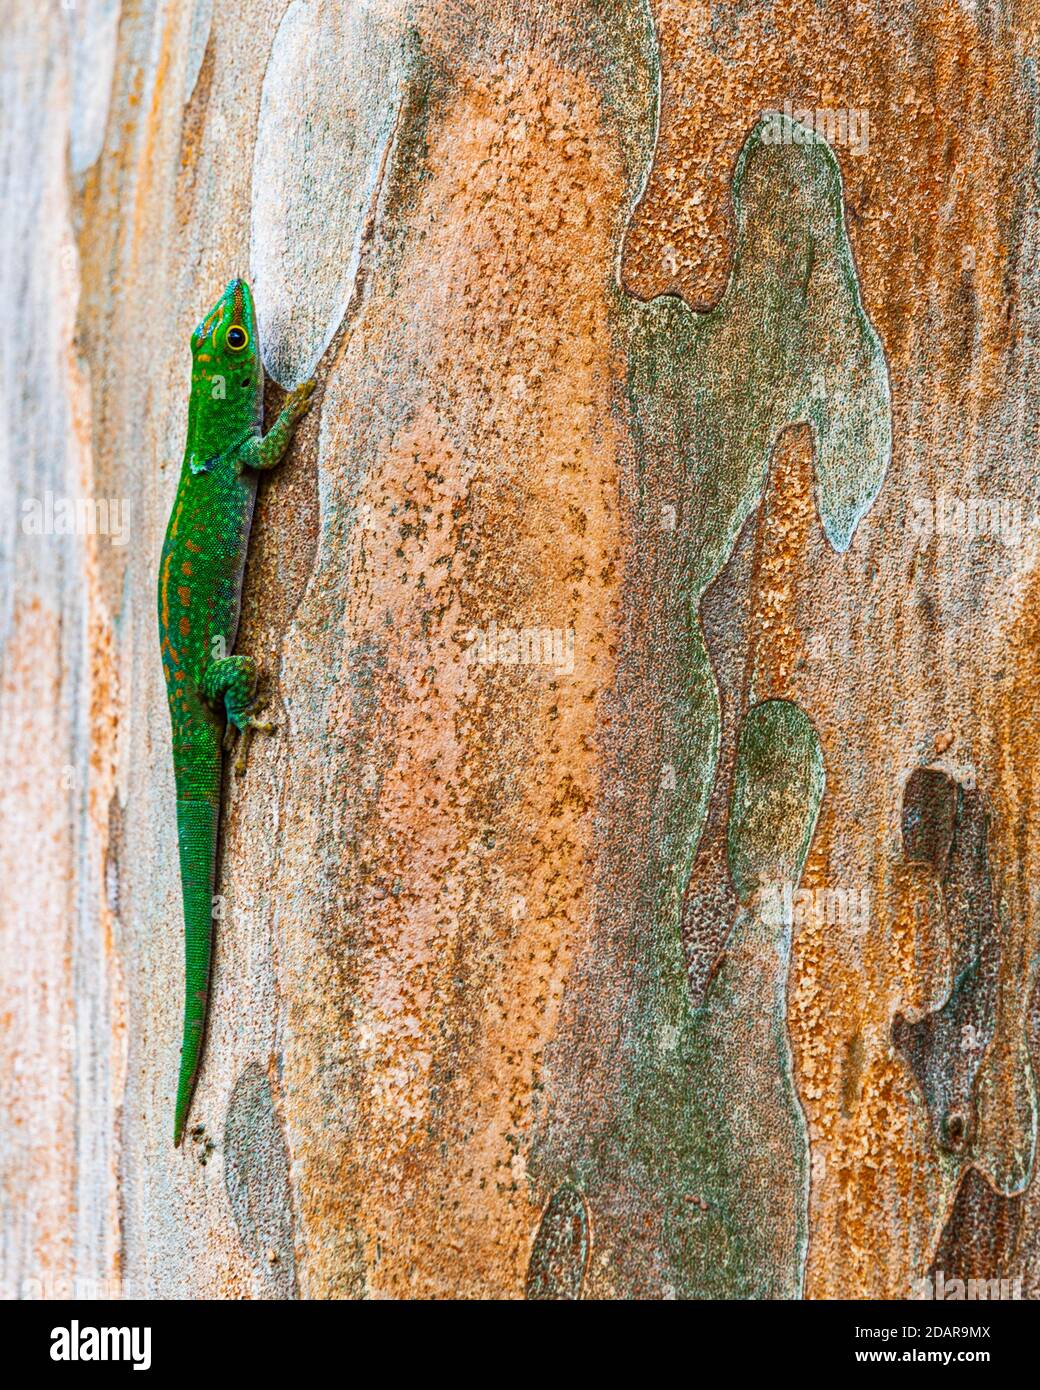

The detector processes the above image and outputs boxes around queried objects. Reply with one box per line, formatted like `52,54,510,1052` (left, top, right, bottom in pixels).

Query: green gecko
158,278,314,1146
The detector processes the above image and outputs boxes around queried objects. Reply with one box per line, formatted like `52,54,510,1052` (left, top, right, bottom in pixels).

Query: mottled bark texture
2,0,1039,1299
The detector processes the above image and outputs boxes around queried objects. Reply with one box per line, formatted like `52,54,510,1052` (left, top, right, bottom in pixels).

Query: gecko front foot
285,377,316,423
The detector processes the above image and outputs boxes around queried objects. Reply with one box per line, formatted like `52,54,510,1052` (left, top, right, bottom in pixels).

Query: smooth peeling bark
270,34,635,1299
3,0,1040,1302
618,0,1040,1300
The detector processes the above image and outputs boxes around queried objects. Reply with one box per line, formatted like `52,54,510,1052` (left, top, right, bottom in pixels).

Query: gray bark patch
526,1187,590,1300
224,1061,297,1298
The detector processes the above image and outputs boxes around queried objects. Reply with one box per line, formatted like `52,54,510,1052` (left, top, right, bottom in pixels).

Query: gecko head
190,278,261,401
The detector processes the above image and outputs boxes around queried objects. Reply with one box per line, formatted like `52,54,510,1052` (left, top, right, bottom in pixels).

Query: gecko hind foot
232,712,280,776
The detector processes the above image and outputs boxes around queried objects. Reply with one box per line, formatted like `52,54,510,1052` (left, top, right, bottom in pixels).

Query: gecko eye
225,325,249,352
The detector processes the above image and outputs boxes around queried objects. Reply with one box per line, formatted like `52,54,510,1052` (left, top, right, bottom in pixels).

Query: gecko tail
173,1004,207,1148
172,794,219,1147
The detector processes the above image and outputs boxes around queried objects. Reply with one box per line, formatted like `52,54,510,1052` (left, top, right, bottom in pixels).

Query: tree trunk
2,0,1038,1300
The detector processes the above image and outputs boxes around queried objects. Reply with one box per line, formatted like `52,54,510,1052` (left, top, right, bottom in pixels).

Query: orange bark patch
746,424,815,702
299,48,627,1299
625,0,1029,408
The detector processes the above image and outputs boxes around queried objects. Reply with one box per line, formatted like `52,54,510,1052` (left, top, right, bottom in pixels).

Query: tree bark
2,0,1039,1300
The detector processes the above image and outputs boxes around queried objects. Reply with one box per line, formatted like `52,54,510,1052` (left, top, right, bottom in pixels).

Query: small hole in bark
941,1108,968,1152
